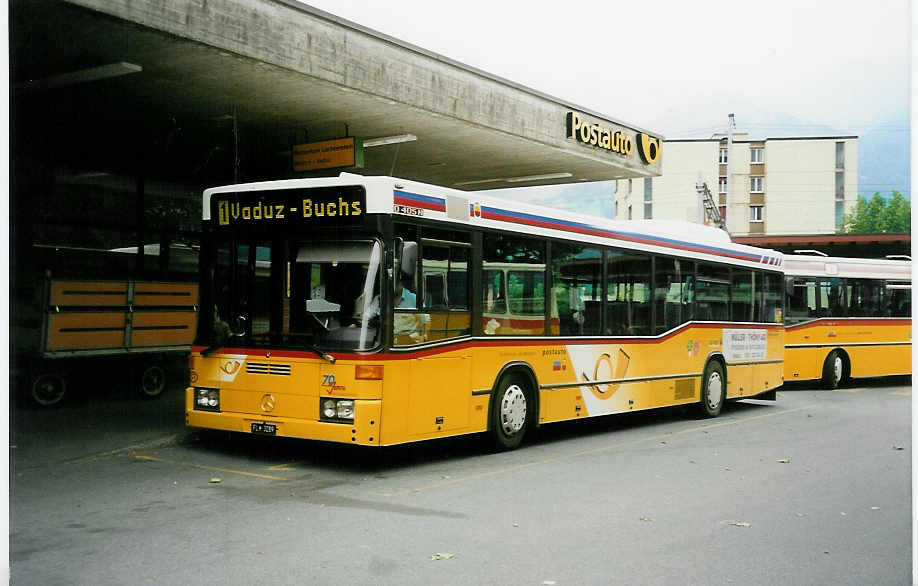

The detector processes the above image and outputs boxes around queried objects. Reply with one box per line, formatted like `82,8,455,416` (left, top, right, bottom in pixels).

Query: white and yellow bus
783,253,911,388
187,174,785,449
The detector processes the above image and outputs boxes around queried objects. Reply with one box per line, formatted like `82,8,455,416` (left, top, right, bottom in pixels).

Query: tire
139,364,167,398
32,373,67,407
489,374,531,450
697,360,725,418
821,350,844,390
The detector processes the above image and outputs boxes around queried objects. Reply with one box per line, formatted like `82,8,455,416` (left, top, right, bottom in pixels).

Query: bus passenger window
551,243,601,336
696,263,730,322
482,232,545,335
817,278,845,318
418,235,470,342
606,250,651,335
730,269,755,323
654,257,693,334
785,277,816,324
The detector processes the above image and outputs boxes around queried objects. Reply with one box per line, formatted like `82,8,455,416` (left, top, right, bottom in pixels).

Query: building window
614,200,619,218
718,177,728,194
835,201,844,230
749,205,763,222
836,142,845,169
719,148,728,164
750,177,764,193
835,171,844,199
644,203,652,219
719,205,726,221
750,147,764,163
627,205,632,220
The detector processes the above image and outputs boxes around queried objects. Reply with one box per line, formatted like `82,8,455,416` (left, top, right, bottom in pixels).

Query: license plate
251,422,277,435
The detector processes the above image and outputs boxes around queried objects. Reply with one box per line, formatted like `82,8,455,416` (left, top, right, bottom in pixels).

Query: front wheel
697,361,725,418
489,375,531,450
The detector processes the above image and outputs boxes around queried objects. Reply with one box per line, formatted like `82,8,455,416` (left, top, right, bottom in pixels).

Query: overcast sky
304,0,910,139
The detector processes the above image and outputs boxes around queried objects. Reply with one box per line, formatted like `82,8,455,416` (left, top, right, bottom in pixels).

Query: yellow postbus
783,253,911,388
187,174,785,449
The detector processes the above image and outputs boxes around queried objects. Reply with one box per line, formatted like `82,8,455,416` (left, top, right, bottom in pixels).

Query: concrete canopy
12,0,662,191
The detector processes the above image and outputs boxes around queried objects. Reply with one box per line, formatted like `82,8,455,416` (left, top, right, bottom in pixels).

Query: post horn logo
220,360,241,375
636,133,662,165
260,394,276,412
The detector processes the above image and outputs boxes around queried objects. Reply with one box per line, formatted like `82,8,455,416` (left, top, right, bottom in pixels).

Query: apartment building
614,133,858,236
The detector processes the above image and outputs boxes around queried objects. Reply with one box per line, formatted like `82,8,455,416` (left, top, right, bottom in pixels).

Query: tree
842,191,911,233
865,193,887,231
842,195,870,232
882,191,911,233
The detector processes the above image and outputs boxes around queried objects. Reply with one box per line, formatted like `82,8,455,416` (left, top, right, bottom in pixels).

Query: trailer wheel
32,373,67,407
139,364,167,398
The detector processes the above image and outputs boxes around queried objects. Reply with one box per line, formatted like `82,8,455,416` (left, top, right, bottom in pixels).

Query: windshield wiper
303,344,336,364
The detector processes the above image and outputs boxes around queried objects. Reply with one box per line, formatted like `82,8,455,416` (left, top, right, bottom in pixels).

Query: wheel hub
706,371,723,410
500,384,527,435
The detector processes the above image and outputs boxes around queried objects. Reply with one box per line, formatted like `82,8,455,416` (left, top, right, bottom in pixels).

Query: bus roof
783,253,912,281
203,173,785,271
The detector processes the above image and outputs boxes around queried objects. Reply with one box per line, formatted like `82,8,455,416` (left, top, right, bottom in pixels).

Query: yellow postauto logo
566,112,661,166
218,197,362,226
636,133,662,165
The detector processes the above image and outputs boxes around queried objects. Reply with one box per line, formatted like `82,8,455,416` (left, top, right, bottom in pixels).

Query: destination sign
212,186,366,229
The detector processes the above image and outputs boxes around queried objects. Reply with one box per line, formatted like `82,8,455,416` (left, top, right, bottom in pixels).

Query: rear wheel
697,361,725,418
489,374,531,450
139,364,167,398
32,373,67,407
821,350,844,389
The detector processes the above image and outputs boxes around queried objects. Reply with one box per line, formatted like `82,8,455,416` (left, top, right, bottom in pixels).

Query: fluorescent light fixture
505,172,573,183
454,177,506,187
16,62,143,94
363,134,418,147
455,172,574,187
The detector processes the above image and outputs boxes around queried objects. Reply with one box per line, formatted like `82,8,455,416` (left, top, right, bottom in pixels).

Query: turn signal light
355,365,384,380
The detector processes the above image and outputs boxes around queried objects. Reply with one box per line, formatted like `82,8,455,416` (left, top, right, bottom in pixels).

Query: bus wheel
139,364,167,398
490,375,530,450
697,361,725,418
32,374,67,407
821,350,844,389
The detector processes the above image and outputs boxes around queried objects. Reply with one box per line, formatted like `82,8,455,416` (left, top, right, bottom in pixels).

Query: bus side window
696,263,730,322
607,250,651,335
418,231,471,342
482,232,545,336
817,278,845,318
551,243,601,336
483,270,506,314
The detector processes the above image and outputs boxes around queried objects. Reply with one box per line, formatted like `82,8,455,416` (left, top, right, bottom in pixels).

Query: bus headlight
336,400,355,420
319,398,355,423
322,399,338,419
194,387,220,412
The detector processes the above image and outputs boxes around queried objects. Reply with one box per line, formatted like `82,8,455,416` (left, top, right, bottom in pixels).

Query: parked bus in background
187,173,785,449
783,253,911,388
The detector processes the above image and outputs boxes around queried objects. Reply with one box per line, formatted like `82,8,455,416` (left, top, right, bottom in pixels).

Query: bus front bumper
185,399,382,446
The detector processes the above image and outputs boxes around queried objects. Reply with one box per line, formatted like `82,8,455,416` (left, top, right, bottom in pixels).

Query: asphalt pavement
8,376,913,585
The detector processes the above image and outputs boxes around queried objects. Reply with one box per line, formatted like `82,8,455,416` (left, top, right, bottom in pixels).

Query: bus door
396,228,474,437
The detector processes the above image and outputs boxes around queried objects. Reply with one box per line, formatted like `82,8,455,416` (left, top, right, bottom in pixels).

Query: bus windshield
211,238,383,352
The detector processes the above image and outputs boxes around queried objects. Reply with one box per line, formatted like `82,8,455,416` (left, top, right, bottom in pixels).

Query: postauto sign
565,112,661,166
